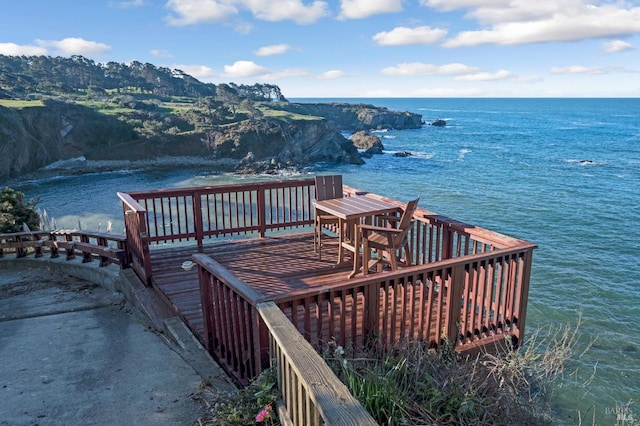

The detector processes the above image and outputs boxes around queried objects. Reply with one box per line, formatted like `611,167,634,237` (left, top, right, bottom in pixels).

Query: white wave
565,159,605,166
458,149,472,160
382,135,396,139
381,150,434,159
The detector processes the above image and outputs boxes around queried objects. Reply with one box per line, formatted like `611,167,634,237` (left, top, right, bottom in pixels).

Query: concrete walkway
0,258,236,426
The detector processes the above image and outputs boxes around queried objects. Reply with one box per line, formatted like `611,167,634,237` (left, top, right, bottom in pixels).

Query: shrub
195,368,281,426
322,315,595,426
0,187,40,233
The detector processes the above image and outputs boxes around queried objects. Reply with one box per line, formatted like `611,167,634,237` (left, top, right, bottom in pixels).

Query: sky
1,0,640,98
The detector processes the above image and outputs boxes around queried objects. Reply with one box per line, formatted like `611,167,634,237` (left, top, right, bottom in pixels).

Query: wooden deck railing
118,179,318,285
258,301,377,426
123,179,316,243
117,178,525,285
118,192,152,283
273,241,535,354
194,253,376,425
0,230,129,268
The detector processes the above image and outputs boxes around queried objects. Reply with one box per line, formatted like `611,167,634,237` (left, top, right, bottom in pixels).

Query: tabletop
312,196,400,220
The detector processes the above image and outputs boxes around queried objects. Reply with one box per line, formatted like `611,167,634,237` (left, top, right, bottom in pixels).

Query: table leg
348,220,360,278
337,218,344,264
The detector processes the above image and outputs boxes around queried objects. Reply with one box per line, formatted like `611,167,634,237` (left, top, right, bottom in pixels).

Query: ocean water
8,98,640,424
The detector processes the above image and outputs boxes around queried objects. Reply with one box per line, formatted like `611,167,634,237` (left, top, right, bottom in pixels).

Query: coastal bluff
270,102,423,131
0,100,421,180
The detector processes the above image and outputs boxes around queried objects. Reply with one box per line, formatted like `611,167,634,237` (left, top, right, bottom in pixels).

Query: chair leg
389,251,398,271
362,240,370,276
313,218,318,251
375,249,384,272
316,219,323,260
403,243,412,267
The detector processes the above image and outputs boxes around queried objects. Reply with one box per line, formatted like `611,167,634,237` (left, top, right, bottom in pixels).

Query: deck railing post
197,263,214,351
446,264,465,345
257,186,267,238
514,249,534,345
364,282,381,341
137,211,152,285
193,191,204,250
442,226,454,260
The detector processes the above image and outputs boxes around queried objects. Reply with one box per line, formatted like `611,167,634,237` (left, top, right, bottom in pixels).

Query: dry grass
322,313,597,426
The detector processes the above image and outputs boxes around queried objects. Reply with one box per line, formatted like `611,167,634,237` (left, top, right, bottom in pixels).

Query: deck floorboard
150,233,354,337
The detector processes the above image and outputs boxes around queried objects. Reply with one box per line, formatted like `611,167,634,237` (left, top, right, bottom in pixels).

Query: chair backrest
393,196,420,246
315,175,344,201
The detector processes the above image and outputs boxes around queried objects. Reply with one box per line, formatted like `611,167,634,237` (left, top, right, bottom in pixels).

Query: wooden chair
359,196,420,275
314,175,344,259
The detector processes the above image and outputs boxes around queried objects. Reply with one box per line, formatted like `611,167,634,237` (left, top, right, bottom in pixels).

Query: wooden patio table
313,195,401,278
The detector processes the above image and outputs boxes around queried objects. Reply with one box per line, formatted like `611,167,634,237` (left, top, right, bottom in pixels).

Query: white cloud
150,49,173,58
511,74,542,83
165,0,239,25
264,68,310,79
427,2,640,47
318,70,346,79
381,62,479,76
110,0,145,8
174,64,216,79
550,65,608,75
223,60,268,77
602,40,633,54
338,0,403,20
165,0,329,26
245,0,330,24
0,42,48,56
255,44,291,56
420,0,508,13
35,38,111,56
373,26,447,46
454,69,512,81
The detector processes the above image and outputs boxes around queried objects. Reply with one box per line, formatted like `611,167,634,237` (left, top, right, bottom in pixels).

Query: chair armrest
358,224,401,232
358,224,402,235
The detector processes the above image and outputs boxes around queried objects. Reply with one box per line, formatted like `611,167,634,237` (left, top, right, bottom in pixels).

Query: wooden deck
149,232,446,350
150,233,356,338
119,179,535,388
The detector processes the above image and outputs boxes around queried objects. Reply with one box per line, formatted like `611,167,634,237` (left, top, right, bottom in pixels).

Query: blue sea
8,98,640,424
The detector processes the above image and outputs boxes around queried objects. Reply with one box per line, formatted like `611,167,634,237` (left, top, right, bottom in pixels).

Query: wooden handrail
194,253,267,384
258,301,377,426
118,191,151,284
0,230,130,267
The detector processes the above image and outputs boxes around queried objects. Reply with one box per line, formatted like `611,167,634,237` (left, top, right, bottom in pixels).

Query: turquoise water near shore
8,98,640,424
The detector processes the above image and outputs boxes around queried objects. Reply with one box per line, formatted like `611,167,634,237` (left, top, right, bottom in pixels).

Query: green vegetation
196,369,281,425
322,317,595,426
0,187,40,233
194,317,599,425
0,54,293,144
0,99,44,108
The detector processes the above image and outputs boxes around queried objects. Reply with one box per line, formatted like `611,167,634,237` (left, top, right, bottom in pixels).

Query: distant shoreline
8,156,240,184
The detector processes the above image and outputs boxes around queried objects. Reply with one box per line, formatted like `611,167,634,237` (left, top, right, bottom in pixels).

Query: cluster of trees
0,55,287,104
0,55,214,98
0,55,294,142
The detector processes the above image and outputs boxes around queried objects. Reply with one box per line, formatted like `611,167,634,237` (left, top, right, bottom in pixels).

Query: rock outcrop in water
348,131,384,157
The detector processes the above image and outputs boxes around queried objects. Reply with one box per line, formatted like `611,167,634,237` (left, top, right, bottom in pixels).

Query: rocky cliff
269,102,423,131
0,101,368,180
207,117,363,174
0,101,422,181
0,101,141,180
